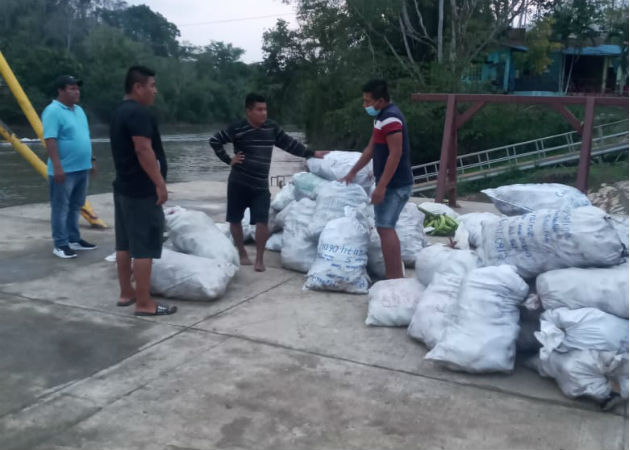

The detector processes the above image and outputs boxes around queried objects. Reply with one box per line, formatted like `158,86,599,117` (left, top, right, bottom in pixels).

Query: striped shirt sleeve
209,124,236,165
274,124,314,158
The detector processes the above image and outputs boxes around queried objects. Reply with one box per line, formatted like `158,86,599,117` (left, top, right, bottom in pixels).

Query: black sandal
134,304,178,316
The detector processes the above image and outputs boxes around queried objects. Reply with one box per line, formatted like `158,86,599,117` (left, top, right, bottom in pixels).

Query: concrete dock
0,178,627,450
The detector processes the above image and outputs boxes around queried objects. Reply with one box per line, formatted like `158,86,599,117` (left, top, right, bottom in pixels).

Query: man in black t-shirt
210,93,327,272
109,65,176,316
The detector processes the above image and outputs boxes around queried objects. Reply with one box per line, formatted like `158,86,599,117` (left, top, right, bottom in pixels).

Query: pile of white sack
264,151,427,292
149,206,239,301
365,183,628,406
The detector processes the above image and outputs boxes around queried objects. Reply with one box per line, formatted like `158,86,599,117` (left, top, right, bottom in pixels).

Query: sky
126,0,299,63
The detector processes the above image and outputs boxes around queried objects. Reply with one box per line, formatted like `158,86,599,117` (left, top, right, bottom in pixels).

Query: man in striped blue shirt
210,93,327,272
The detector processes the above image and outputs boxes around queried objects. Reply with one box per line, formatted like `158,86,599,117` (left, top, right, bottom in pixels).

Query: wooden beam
576,96,596,193
456,101,486,129
547,104,583,133
435,94,457,203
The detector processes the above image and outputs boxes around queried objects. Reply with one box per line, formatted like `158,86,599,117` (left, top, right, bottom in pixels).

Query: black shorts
114,191,164,259
226,181,270,225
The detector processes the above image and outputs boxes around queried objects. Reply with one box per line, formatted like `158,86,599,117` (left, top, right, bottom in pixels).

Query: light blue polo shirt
42,100,92,175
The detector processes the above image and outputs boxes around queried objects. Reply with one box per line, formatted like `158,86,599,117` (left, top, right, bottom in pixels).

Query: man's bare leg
377,227,404,279
132,258,159,314
254,222,269,272
230,222,252,265
116,251,136,304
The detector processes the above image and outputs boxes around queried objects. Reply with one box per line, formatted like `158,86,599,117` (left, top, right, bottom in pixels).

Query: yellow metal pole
0,120,107,228
0,50,45,146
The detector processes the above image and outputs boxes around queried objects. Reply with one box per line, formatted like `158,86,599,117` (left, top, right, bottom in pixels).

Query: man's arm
45,138,65,184
370,132,403,204
132,136,168,205
339,137,375,184
274,126,315,158
209,128,238,166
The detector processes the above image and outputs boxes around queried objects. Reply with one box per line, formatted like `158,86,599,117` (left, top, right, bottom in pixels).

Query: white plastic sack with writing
482,183,591,216
265,232,283,252
397,202,427,266
164,207,239,267
418,202,459,219
151,249,238,301
270,183,296,211
306,150,374,193
307,181,369,240
425,265,529,373
292,172,329,200
366,278,425,327
281,198,317,273
304,207,371,294
535,307,629,360
536,349,625,401
407,271,463,349
456,212,502,249
478,206,625,279
414,244,480,286
536,265,629,318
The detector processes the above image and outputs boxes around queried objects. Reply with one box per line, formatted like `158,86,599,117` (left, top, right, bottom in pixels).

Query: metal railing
411,120,629,192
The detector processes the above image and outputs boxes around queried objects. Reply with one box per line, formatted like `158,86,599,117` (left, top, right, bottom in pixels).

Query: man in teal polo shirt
42,75,97,258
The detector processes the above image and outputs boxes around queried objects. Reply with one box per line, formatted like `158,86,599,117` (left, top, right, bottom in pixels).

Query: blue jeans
49,170,89,247
374,184,412,228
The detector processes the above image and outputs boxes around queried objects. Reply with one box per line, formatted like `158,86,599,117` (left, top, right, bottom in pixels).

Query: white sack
366,278,425,327
281,198,317,273
407,271,463,349
414,244,480,286
536,307,629,360
482,183,591,216
367,227,386,280
307,181,369,240
477,206,625,279
151,249,237,301
265,232,283,252
425,265,529,373
274,200,296,230
241,209,255,242
610,215,629,255
456,212,502,249
397,202,427,266
306,150,374,193
292,172,329,200
304,207,371,294
536,265,629,318
418,202,459,219
165,207,239,267
536,350,626,401
270,183,296,211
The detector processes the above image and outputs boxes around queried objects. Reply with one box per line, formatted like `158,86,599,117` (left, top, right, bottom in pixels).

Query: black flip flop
134,304,178,316
116,298,136,307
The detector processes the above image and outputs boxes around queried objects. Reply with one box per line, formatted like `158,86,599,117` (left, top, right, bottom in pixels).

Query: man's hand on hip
231,152,245,166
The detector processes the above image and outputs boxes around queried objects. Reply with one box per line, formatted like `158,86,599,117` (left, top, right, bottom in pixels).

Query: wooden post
447,125,458,206
435,94,457,203
576,96,596,192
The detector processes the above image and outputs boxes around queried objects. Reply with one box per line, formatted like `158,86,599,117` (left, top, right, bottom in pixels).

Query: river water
0,130,306,208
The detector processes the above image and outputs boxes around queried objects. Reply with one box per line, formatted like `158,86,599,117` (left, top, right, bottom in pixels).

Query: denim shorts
374,184,412,228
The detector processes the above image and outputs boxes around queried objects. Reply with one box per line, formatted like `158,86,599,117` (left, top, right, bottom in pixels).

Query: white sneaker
53,246,77,259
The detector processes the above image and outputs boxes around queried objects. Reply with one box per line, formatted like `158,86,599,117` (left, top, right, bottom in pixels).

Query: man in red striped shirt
340,79,413,279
